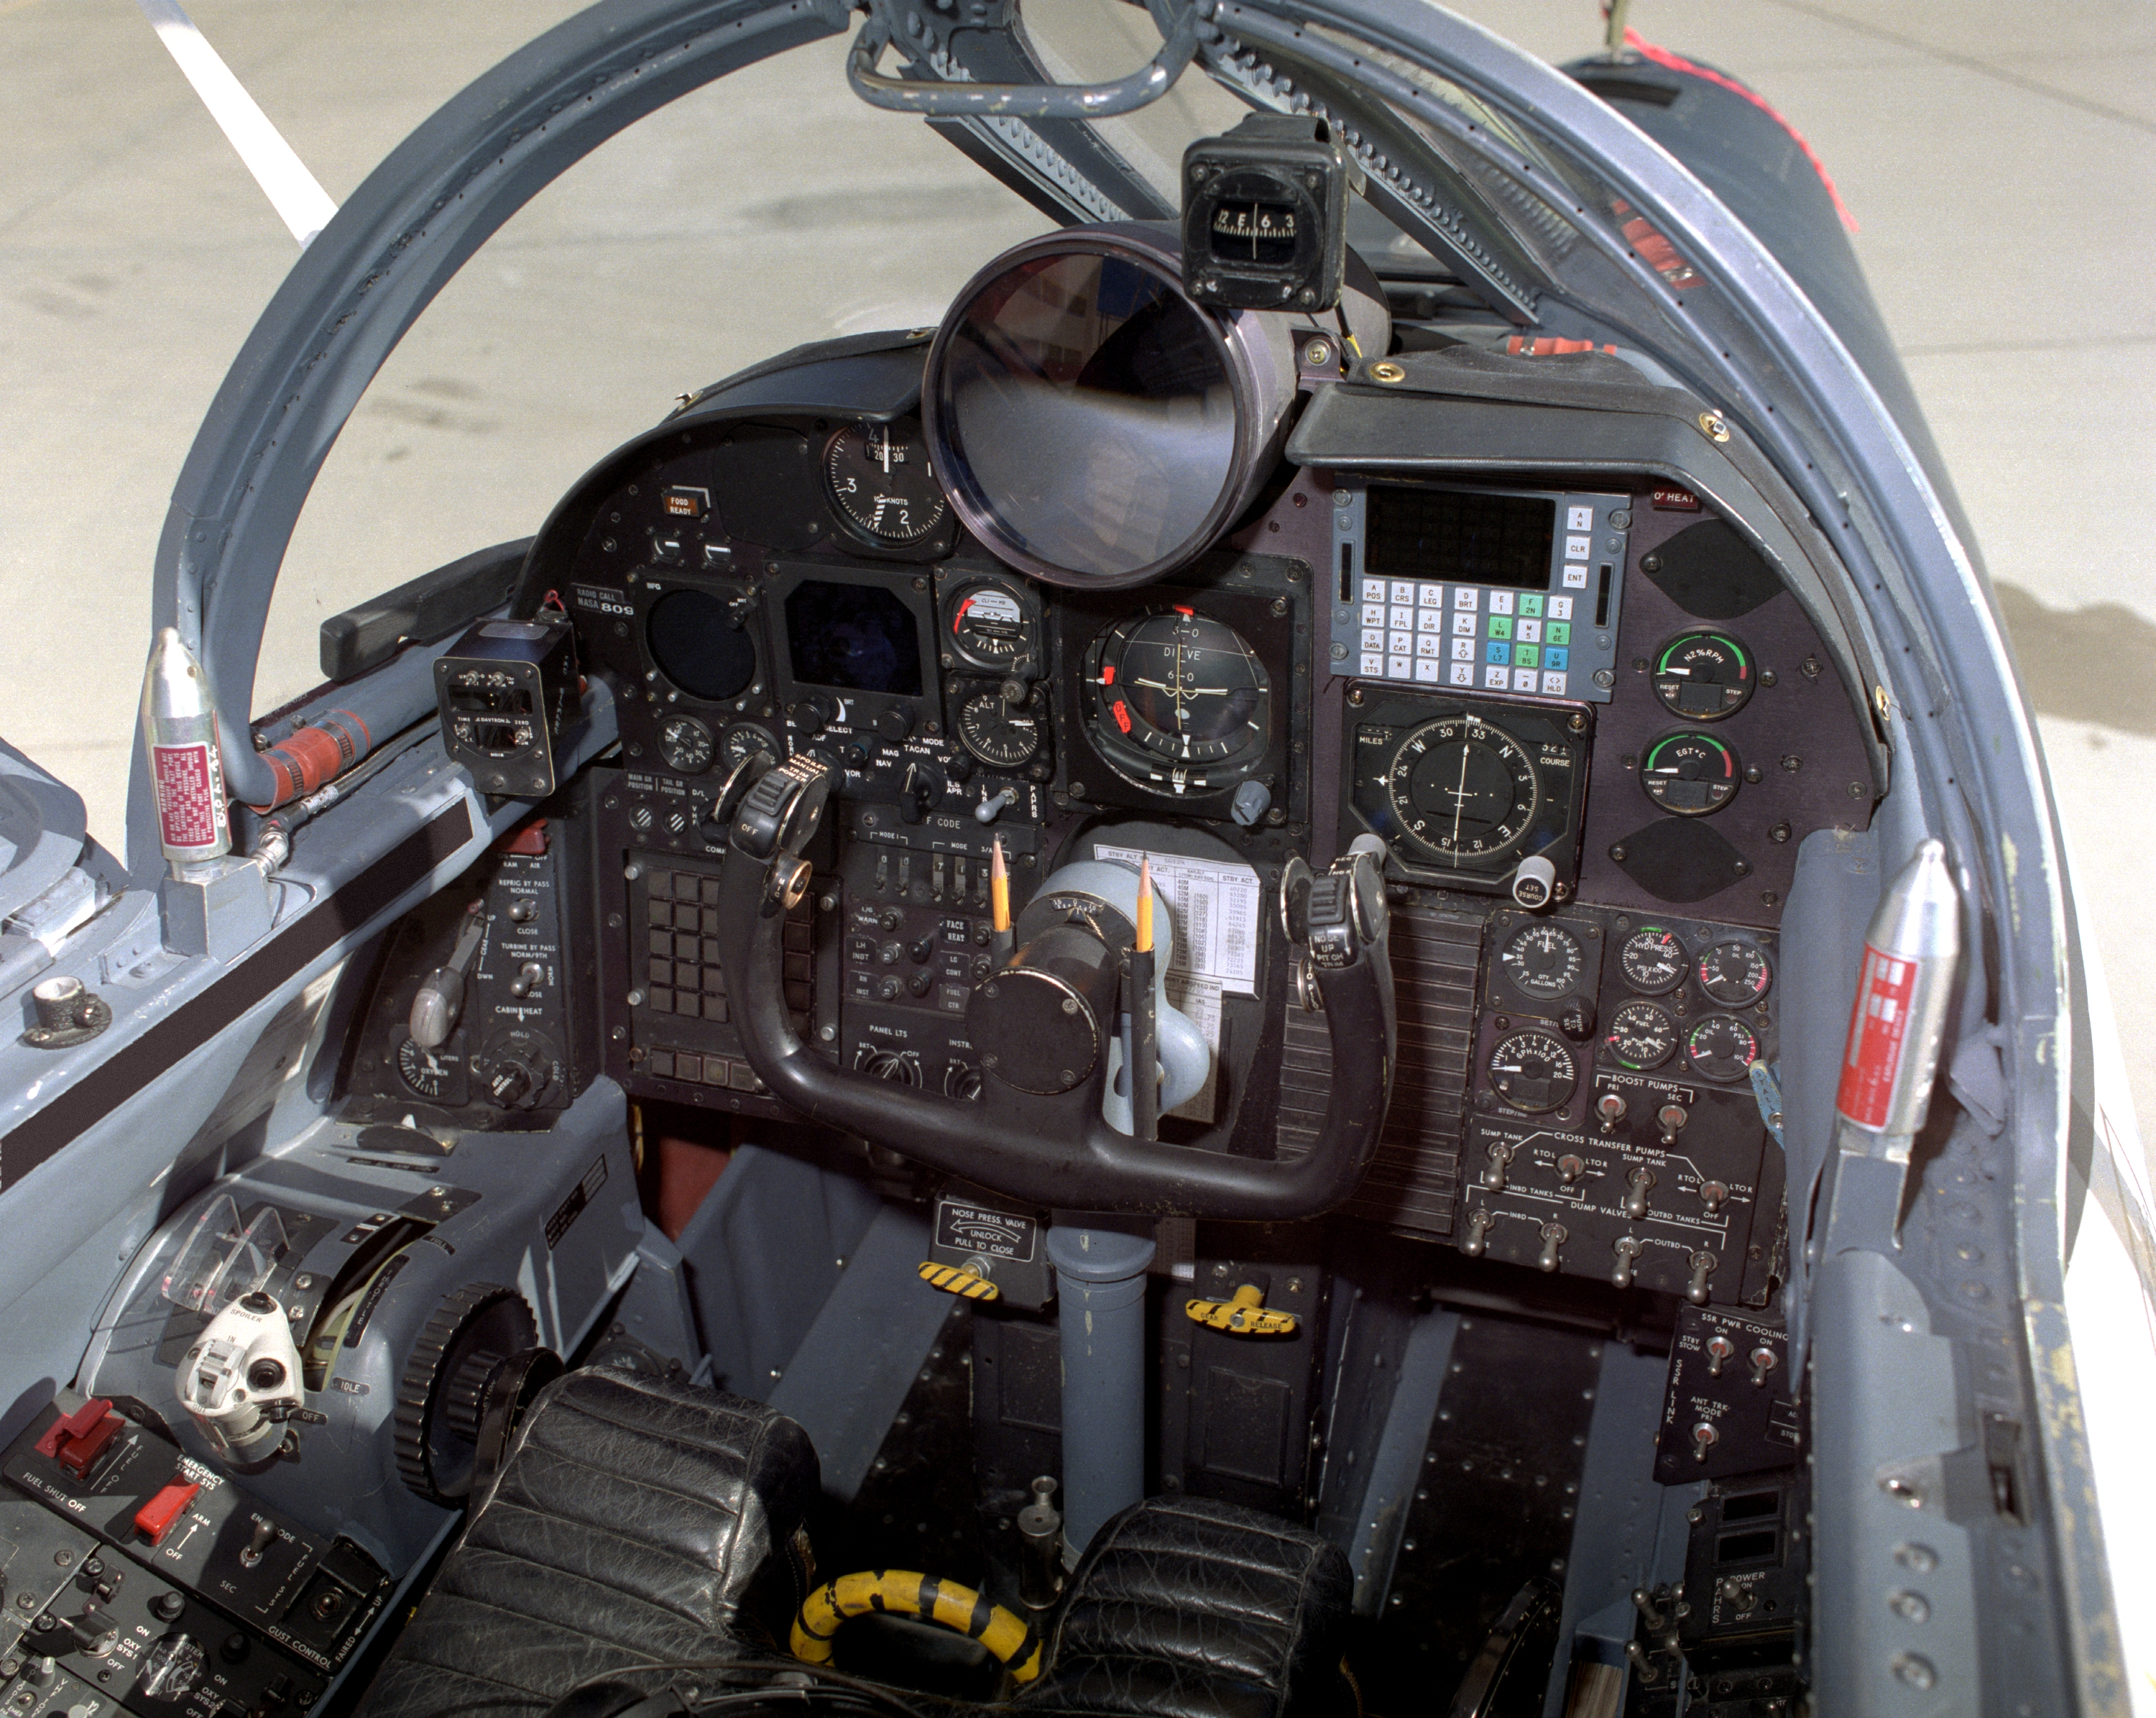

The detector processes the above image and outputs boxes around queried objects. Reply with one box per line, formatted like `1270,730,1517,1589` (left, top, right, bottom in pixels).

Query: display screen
784,580,923,696
1365,487,1555,589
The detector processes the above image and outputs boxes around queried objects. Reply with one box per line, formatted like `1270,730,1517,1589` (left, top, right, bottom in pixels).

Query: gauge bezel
1081,605,1274,792
1685,1014,1761,1082
1651,628,1755,722
1487,1027,1580,1114
921,225,1299,591
1697,937,1774,1007
1498,922,1586,1001
1603,998,1679,1070
822,418,949,548
1639,728,1742,817
956,686,1046,771
656,714,715,775
1618,925,1689,995
939,569,1044,676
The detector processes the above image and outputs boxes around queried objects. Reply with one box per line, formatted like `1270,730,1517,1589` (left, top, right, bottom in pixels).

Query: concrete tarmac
1,0,2149,1128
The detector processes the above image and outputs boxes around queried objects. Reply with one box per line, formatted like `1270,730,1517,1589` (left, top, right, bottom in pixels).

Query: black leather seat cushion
359,1368,819,1718
1014,1497,1355,1718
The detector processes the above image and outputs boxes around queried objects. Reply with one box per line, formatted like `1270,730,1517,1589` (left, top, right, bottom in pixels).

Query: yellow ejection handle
791,1570,1042,1682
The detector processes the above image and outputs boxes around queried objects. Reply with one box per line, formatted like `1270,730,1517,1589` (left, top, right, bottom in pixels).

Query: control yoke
717,758,1398,1218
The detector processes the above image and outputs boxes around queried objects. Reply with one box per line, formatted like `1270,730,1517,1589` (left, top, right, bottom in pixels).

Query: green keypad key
1514,644,1539,669
1545,621,1570,646
1487,616,1514,640
1519,594,1544,617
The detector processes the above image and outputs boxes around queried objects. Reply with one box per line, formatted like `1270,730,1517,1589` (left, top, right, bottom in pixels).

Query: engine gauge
397,1034,461,1101
1653,631,1754,720
1686,1015,1761,1082
958,688,1043,770
1605,999,1679,1070
657,715,714,775
1383,715,1542,864
1500,924,1584,999
1698,939,1772,1006
721,722,780,768
1620,926,1687,994
825,419,948,545
1489,1029,1577,1113
944,578,1037,671
1641,731,1741,817
1083,608,1271,791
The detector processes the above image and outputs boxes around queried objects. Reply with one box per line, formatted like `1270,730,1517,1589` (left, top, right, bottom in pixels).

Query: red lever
136,1479,202,1546
501,819,549,856
36,1399,122,1476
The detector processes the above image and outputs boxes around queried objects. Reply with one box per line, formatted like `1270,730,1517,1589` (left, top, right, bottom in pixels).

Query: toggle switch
1686,1250,1717,1305
1461,1210,1494,1258
1749,1346,1779,1388
1691,1420,1719,1464
1537,1221,1567,1273
1611,1236,1643,1290
1480,1141,1514,1193
1595,1091,1627,1134
1556,1152,1585,1187
1705,1333,1736,1377
1657,1102,1688,1146
1698,1179,1729,1213
1623,1166,1654,1221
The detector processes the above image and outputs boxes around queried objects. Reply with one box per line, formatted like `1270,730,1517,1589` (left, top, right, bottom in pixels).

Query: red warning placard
1835,942,1917,1129
152,742,225,852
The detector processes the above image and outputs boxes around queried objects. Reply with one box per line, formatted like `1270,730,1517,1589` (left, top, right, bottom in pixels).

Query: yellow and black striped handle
790,1569,1041,1683
917,1261,1000,1301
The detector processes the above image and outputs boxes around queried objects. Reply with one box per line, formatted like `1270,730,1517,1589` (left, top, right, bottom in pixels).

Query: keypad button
1514,643,1540,669
1360,627,1385,650
1542,671,1568,695
1566,505,1594,533
1545,646,1570,670
1549,597,1574,620
1483,665,1510,689
1362,579,1388,604
1387,654,1413,679
1485,640,1512,665
1488,616,1514,640
1564,534,1592,559
1512,668,1539,692
1546,622,1570,646
1362,602,1386,626
1519,593,1544,617
1451,611,1477,635
1517,618,1542,643
1390,581,1417,605
1562,565,1589,588
1388,630,1414,654
1418,584,1445,607
1449,663,1474,686
1417,609,1443,632
1359,651,1384,676
1416,634,1442,657
1414,658,1442,682
1453,587,1480,610
1489,590,1515,615
1450,637,1475,661
1389,605,1414,630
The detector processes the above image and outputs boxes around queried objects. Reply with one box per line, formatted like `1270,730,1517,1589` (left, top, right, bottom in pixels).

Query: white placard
1094,845,1263,995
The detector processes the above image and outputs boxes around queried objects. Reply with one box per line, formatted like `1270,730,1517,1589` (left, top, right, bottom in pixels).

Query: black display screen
784,580,923,696
1365,487,1555,589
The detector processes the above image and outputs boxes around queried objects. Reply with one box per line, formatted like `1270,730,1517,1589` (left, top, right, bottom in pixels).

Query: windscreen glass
1365,486,1554,589
934,250,1238,579
785,580,923,695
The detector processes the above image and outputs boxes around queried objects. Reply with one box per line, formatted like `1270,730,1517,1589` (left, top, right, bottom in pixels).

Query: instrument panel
515,336,1875,1309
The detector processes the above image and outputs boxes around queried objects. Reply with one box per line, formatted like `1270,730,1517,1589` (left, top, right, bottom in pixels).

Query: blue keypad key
1484,640,1513,666
1544,646,1569,671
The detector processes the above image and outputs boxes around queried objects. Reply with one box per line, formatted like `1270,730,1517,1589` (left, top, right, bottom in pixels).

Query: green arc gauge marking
1645,733,1735,776
1657,633,1749,676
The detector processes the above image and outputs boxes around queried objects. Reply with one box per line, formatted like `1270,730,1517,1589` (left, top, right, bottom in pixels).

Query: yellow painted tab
1184,1282,1299,1336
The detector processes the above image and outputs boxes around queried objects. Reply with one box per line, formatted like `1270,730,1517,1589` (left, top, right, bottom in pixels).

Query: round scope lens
647,588,755,703
929,239,1249,587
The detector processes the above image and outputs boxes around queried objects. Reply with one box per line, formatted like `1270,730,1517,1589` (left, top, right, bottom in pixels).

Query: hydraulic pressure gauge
1698,939,1772,1007
1489,1029,1577,1113
1620,926,1687,994
1640,731,1741,817
825,419,948,545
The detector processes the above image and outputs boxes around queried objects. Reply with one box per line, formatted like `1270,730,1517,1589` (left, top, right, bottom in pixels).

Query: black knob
898,761,943,825
907,972,933,998
945,753,976,784
788,699,831,738
879,942,902,967
221,1634,251,1665
877,976,903,1002
908,934,936,965
873,707,914,743
877,909,902,933
842,742,871,769
1557,996,1597,1042
150,1591,185,1623
484,1044,550,1110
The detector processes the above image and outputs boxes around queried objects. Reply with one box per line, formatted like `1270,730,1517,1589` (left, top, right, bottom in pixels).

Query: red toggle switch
36,1398,122,1476
136,1478,202,1546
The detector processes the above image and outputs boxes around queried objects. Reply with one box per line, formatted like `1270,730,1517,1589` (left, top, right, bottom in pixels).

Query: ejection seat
358,1366,1355,1718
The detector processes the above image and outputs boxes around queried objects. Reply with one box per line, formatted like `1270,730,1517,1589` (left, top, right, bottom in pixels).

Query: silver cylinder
140,626,232,871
